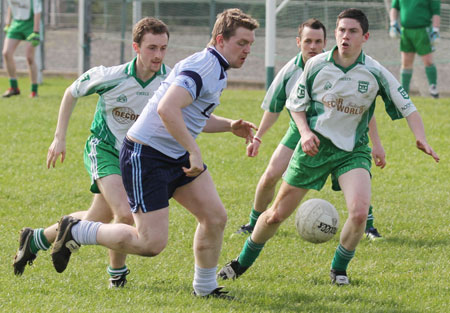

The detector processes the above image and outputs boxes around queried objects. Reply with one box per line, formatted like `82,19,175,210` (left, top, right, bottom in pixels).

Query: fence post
78,0,91,75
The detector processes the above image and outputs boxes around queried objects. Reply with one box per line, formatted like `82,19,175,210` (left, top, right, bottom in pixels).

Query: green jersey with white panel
286,46,417,152
70,57,170,151
262,52,305,136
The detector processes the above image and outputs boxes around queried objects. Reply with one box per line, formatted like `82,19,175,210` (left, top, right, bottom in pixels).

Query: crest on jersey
397,86,410,99
80,74,90,82
358,81,369,94
297,84,306,99
324,81,332,90
116,94,127,103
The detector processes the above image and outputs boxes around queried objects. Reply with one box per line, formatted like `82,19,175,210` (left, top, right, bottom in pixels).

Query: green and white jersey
70,57,170,151
286,46,417,152
7,0,42,21
261,53,305,132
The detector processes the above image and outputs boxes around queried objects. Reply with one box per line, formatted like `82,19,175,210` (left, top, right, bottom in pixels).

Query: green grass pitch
0,76,449,312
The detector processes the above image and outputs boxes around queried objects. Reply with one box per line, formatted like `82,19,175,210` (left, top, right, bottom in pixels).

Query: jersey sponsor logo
112,107,139,124
339,77,351,81
324,81,332,90
397,86,410,99
136,91,149,96
322,94,364,115
80,74,90,82
297,84,306,99
358,81,369,94
116,94,128,103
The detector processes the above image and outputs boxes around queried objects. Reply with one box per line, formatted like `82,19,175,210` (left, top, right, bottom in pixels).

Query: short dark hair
133,17,170,45
298,18,326,40
336,8,369,34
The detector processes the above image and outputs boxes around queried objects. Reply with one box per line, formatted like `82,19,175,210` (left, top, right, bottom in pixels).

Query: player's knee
204,208,227,231
26,55,35,66
261,170,281,188
137,236,167,257
349,207,368,226
113,210,134,226
265,209,284,225
2,49,12,60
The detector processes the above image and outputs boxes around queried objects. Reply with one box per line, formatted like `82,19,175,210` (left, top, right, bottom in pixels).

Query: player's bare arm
368,115,386,169
204,114,257,144
405,111,439,163
247,111,280,157
291,110,320,156
157,84,203,177
47,88,78,169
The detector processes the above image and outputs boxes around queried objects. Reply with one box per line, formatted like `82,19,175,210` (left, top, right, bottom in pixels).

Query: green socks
249,208,262,227
31,83,38,93
30,228,51,254
365,205,374,230
401,69,413,93
425,64,437,86
331,244,355,272
238,237,265,268
107,265,128,277
10,78,18,89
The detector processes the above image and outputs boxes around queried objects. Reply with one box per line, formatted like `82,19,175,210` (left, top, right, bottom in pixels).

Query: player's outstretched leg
51,216,81,273
13,228,37,276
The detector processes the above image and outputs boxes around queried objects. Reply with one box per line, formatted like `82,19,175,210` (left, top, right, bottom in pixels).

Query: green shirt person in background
389,0,441,98
2,0,42,98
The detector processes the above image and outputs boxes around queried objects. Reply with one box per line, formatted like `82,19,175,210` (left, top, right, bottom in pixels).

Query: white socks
192,265,218,296
71,221,102,245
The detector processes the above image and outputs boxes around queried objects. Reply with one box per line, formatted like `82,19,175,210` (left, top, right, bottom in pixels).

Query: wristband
254,136,262,143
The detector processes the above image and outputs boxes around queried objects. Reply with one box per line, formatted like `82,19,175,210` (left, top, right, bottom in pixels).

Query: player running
219,8,439,286
234,18,384,241
50,8,259,298
13,17,170,288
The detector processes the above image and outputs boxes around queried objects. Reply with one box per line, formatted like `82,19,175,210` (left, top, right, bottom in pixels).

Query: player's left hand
416,139,439,163
3,24,10,33
26,32,40,47
429,27,440,44
371,144,386,168
230,119,258,144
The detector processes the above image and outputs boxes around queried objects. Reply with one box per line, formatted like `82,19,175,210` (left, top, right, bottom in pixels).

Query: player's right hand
389,21,401,39
3,25,10,33
300,131,320,157
47,138,67,169
247,140,261,157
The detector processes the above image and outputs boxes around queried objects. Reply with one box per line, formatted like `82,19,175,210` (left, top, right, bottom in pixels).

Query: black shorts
120,137,206,212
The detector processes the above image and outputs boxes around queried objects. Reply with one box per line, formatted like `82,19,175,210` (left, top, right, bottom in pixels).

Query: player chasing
13,17,170,288
49,9,259,298
234,18,384,241
389,0,441,98
2,0,42,98
219,8,439,286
